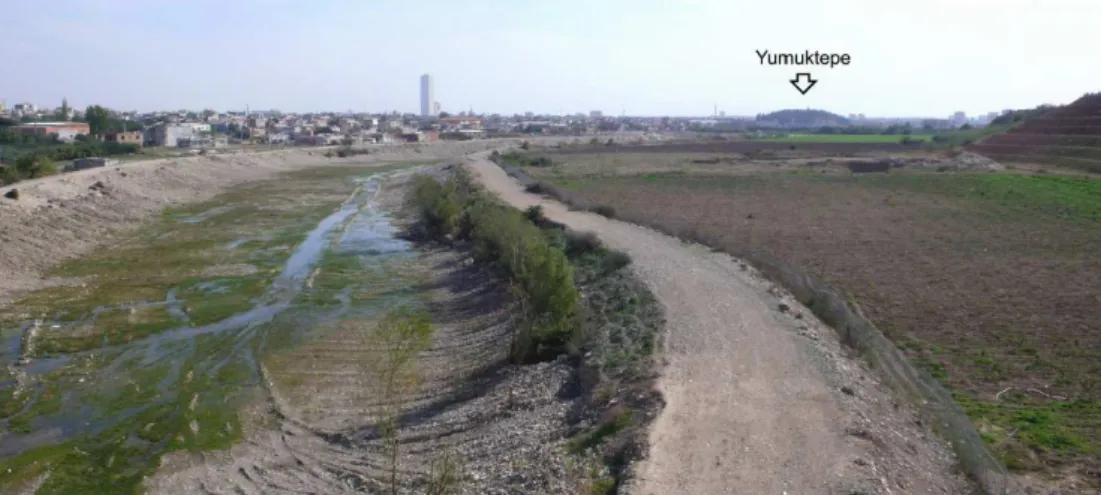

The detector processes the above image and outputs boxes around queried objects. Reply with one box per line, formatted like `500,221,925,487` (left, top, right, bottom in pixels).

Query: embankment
0,141,506,306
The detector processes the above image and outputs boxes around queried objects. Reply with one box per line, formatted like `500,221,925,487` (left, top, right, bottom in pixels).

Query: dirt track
467,156,971,494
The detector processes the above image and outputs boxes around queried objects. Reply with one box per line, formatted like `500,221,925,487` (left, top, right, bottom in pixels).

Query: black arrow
790,73,818,95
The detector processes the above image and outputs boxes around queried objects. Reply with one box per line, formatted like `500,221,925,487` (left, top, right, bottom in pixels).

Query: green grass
852,172,1101,224
753,133,934,143
955,393,1101,470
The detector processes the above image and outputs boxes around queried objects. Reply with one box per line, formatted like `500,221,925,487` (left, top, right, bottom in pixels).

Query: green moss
180,276,270,326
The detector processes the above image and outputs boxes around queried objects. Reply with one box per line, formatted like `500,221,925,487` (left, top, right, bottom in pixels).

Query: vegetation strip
407,168,663,493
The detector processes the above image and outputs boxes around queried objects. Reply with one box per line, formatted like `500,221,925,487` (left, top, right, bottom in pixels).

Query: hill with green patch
755,109,849,128
968,93,1101,173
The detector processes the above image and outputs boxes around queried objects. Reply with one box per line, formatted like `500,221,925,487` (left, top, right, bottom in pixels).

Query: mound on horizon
968,92,1101,173
755,109,849,128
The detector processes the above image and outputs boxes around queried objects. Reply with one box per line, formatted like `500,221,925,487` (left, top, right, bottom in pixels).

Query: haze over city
4,0,1099,116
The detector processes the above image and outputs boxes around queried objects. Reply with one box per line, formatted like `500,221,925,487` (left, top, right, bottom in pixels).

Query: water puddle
0,169,421,491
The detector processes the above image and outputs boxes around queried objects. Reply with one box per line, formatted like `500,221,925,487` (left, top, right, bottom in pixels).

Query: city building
950,111,967,127
420,74,436,117
439,117,482,130
146,123,199,147
12,122,91,142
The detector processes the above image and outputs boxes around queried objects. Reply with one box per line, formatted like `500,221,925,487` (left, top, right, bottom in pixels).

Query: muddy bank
0,140,513,307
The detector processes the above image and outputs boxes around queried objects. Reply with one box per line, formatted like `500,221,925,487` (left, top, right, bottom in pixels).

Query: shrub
411,173,581,363
520,140,530,150
564,230,602,257
524,205,547,225
590,205,616,218
525,181,569,203
409,175,463,237
600,249,632,273
32,158,58,178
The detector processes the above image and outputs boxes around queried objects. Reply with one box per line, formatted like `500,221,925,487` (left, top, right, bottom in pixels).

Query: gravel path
467,156,973,494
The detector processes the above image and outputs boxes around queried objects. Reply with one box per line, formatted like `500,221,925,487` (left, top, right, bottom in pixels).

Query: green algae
0,163,426,494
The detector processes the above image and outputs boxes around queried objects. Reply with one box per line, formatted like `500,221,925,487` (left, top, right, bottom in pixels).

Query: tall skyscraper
420,74,435,117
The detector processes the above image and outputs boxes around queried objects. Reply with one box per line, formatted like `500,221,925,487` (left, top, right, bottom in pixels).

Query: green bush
411,172,580,363
524,205,547,225
564,230,602,257
525,181,569,203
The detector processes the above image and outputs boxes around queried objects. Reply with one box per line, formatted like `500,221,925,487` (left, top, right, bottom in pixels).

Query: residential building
950,111,967,127
420,74,436,117
104,131,143,146
439,117,483,130
146,123,194,147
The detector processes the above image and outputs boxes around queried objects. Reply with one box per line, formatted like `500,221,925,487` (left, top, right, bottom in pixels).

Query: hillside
756,109,849,127
968,93,1101,173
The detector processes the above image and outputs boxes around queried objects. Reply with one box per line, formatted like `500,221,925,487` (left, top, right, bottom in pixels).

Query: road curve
466,156,969,494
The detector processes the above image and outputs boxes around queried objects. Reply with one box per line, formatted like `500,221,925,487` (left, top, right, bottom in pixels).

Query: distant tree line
990,104,1058,127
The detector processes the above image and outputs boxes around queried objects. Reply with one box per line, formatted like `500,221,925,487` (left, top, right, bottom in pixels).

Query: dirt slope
467,156,972,494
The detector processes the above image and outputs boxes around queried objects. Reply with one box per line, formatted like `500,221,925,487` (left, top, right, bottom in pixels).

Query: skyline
4,0,1099,116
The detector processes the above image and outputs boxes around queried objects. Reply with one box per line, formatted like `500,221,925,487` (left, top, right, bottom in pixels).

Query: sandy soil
0,141,507,307
467,156,973,494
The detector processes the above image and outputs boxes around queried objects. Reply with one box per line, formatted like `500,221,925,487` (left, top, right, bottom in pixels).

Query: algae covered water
0,166,423,493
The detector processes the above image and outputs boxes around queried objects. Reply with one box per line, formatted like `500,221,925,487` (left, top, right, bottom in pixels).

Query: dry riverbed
1,156,664,494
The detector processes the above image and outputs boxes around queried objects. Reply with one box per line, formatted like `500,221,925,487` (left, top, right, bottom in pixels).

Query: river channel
0,165,424,493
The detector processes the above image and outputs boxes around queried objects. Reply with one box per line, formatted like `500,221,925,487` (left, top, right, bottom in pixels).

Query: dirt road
467,156,971,494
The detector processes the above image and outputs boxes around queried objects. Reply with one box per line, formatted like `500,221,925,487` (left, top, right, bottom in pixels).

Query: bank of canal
0,164,427,493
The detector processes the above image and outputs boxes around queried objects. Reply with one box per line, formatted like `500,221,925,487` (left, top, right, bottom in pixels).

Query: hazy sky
4,0,1098,117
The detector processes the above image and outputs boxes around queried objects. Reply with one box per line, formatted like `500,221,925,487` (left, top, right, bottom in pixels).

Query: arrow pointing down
790,73,818,95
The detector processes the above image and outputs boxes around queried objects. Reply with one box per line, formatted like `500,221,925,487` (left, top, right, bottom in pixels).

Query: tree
58,98,71,120
201,109,216,121
84,105,110,135
439,112,451,118
960,123,973,130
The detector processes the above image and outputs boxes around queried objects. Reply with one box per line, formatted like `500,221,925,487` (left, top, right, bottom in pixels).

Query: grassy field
753,133,933,143
518,151,1101,489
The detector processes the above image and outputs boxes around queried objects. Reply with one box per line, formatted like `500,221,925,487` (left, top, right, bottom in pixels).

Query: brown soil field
969,93,1101,174
523,149,1101,492
551,140,918,155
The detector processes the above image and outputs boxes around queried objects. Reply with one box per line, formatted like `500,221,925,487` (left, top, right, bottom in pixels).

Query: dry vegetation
516,147,1101,490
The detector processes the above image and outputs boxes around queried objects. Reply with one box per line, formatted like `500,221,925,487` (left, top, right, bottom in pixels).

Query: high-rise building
420,74,436,117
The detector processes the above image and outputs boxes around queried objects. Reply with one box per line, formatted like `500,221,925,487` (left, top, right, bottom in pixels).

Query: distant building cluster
1,76,1024,155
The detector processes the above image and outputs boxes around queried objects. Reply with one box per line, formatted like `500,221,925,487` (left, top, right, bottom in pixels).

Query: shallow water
0,170,421,491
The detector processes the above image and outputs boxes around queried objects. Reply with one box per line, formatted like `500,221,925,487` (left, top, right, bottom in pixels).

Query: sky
3,0,1099,117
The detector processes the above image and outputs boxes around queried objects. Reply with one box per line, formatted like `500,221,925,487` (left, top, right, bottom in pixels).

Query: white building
420,74,436,117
